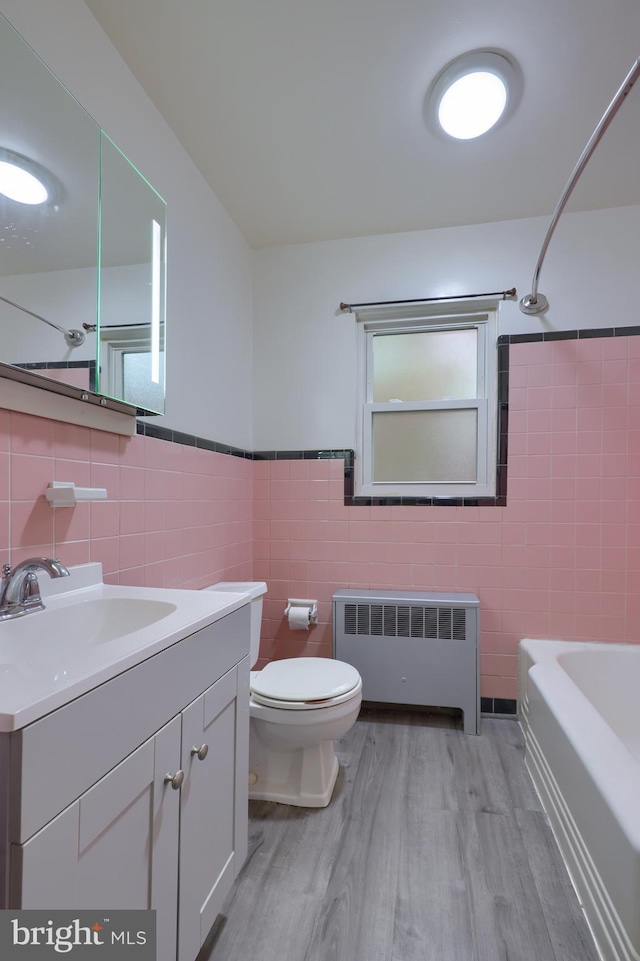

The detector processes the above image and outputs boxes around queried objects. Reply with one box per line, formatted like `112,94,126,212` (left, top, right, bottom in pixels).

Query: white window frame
355,300,498,499
99,324,165,410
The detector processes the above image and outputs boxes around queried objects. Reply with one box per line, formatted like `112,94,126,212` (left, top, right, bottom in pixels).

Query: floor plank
458,809,557,961
393,809,474,961
485,717,545,813
516,809,599,961
201,709,600,961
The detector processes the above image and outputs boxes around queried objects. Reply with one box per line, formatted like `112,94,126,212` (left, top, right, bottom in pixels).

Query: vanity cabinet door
178,663,248,961
13,717,181,961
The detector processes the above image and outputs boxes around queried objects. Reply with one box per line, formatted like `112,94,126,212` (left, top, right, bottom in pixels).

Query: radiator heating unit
332,589,479,734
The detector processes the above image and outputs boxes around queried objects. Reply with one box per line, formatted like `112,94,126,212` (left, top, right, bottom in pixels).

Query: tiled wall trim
480,697,517,716
16,360,97,391
138,325,640,509
499,325,640,345
137,420,354,468
138,422,505,506
138,421,253,458
15,360,96,372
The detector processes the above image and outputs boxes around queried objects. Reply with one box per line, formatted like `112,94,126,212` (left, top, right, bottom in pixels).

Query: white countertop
0,563,250,732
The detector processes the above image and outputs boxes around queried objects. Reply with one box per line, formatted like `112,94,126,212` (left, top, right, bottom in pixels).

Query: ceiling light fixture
427,50,522,141
0,147,61,206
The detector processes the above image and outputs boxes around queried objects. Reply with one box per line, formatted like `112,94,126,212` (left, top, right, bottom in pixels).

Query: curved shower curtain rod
0,293,85,347
520,56,640,315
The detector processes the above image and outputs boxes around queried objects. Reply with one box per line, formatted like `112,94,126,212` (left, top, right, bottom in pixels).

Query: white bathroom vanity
0,564,252,961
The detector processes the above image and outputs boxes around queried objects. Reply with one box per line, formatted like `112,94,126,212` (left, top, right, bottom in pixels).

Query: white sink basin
2,596,178,648
0,563,252,731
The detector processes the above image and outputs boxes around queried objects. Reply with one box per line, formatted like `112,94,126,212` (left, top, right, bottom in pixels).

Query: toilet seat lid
251,657,360,703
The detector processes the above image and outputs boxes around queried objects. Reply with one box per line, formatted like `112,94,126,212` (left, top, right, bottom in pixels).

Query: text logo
0,911,156,959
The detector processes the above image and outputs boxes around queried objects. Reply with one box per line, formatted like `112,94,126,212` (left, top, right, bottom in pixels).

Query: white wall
0,264,152,368
5,1,637,454
0,0,254,448
0,268,97,366
253,204,640,450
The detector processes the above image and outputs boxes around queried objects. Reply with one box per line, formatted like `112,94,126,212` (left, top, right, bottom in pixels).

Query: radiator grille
343,602,467,640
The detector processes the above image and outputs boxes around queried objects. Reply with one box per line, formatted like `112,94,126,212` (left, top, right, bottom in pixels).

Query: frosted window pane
373,409,477,482
123,351,164,411
373,329,477,401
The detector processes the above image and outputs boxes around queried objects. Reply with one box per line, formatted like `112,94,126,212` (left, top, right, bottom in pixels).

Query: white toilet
206,581,362,807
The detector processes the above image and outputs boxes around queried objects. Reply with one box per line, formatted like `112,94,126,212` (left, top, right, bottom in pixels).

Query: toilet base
248,736,339,808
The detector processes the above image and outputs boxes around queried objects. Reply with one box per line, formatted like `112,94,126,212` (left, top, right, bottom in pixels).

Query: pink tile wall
0,411,253,590
3,332,639,703
42,368,92,390
255,335,640,700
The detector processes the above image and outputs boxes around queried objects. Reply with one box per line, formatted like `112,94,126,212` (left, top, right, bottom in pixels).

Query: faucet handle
20,571,41,604
19,571,44,611
0,557,68,619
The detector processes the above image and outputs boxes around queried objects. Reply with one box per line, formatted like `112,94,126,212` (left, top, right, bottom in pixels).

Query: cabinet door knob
190,743,209,761
164,769,184,790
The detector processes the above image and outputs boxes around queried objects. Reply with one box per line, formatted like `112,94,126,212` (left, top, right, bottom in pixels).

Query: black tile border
480,697,518,716
495,323,640,347
15,359,97,392
136,325,640,508
137,421,253,458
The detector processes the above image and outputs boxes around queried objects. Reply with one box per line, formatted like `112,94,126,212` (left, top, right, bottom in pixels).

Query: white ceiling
83,0,640,249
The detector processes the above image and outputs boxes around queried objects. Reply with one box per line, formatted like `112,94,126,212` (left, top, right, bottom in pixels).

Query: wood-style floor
201,708,599,961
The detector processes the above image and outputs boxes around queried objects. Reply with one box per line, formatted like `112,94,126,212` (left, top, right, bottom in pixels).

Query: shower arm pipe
0,293,85,347
520,56,640,315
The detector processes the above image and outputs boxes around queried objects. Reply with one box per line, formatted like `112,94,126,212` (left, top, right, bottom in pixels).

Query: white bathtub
519,639,640,961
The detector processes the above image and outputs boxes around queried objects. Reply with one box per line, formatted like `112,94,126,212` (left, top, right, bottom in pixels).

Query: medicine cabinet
0,12,166,416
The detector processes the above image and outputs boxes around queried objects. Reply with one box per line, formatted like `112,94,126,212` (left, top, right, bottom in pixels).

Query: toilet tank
204,581,267,667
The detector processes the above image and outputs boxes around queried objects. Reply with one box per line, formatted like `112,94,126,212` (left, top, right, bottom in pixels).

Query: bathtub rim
519,637,640,961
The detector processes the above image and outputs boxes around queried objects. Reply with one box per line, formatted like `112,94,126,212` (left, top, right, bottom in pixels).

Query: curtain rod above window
339,287,516,312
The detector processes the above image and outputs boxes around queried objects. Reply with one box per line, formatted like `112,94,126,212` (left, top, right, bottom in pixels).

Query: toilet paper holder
284,598,318,624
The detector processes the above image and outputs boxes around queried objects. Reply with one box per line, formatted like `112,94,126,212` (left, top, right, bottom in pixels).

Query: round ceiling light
0,160,48,204
0,148,61,205
427,51,522,141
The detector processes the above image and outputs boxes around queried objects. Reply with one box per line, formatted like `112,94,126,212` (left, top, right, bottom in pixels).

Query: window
99,325,165,413
355,301,498,499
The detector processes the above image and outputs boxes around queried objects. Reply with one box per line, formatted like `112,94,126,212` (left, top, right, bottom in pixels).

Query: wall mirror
0,13,166,416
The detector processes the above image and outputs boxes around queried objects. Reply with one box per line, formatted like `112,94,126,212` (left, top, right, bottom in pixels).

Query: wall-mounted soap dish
45,481,108,508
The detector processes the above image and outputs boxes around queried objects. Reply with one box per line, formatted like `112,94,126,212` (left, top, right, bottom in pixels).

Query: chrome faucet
0,557,70,621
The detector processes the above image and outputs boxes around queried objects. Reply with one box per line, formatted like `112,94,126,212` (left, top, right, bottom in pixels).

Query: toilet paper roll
288,606,311,630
